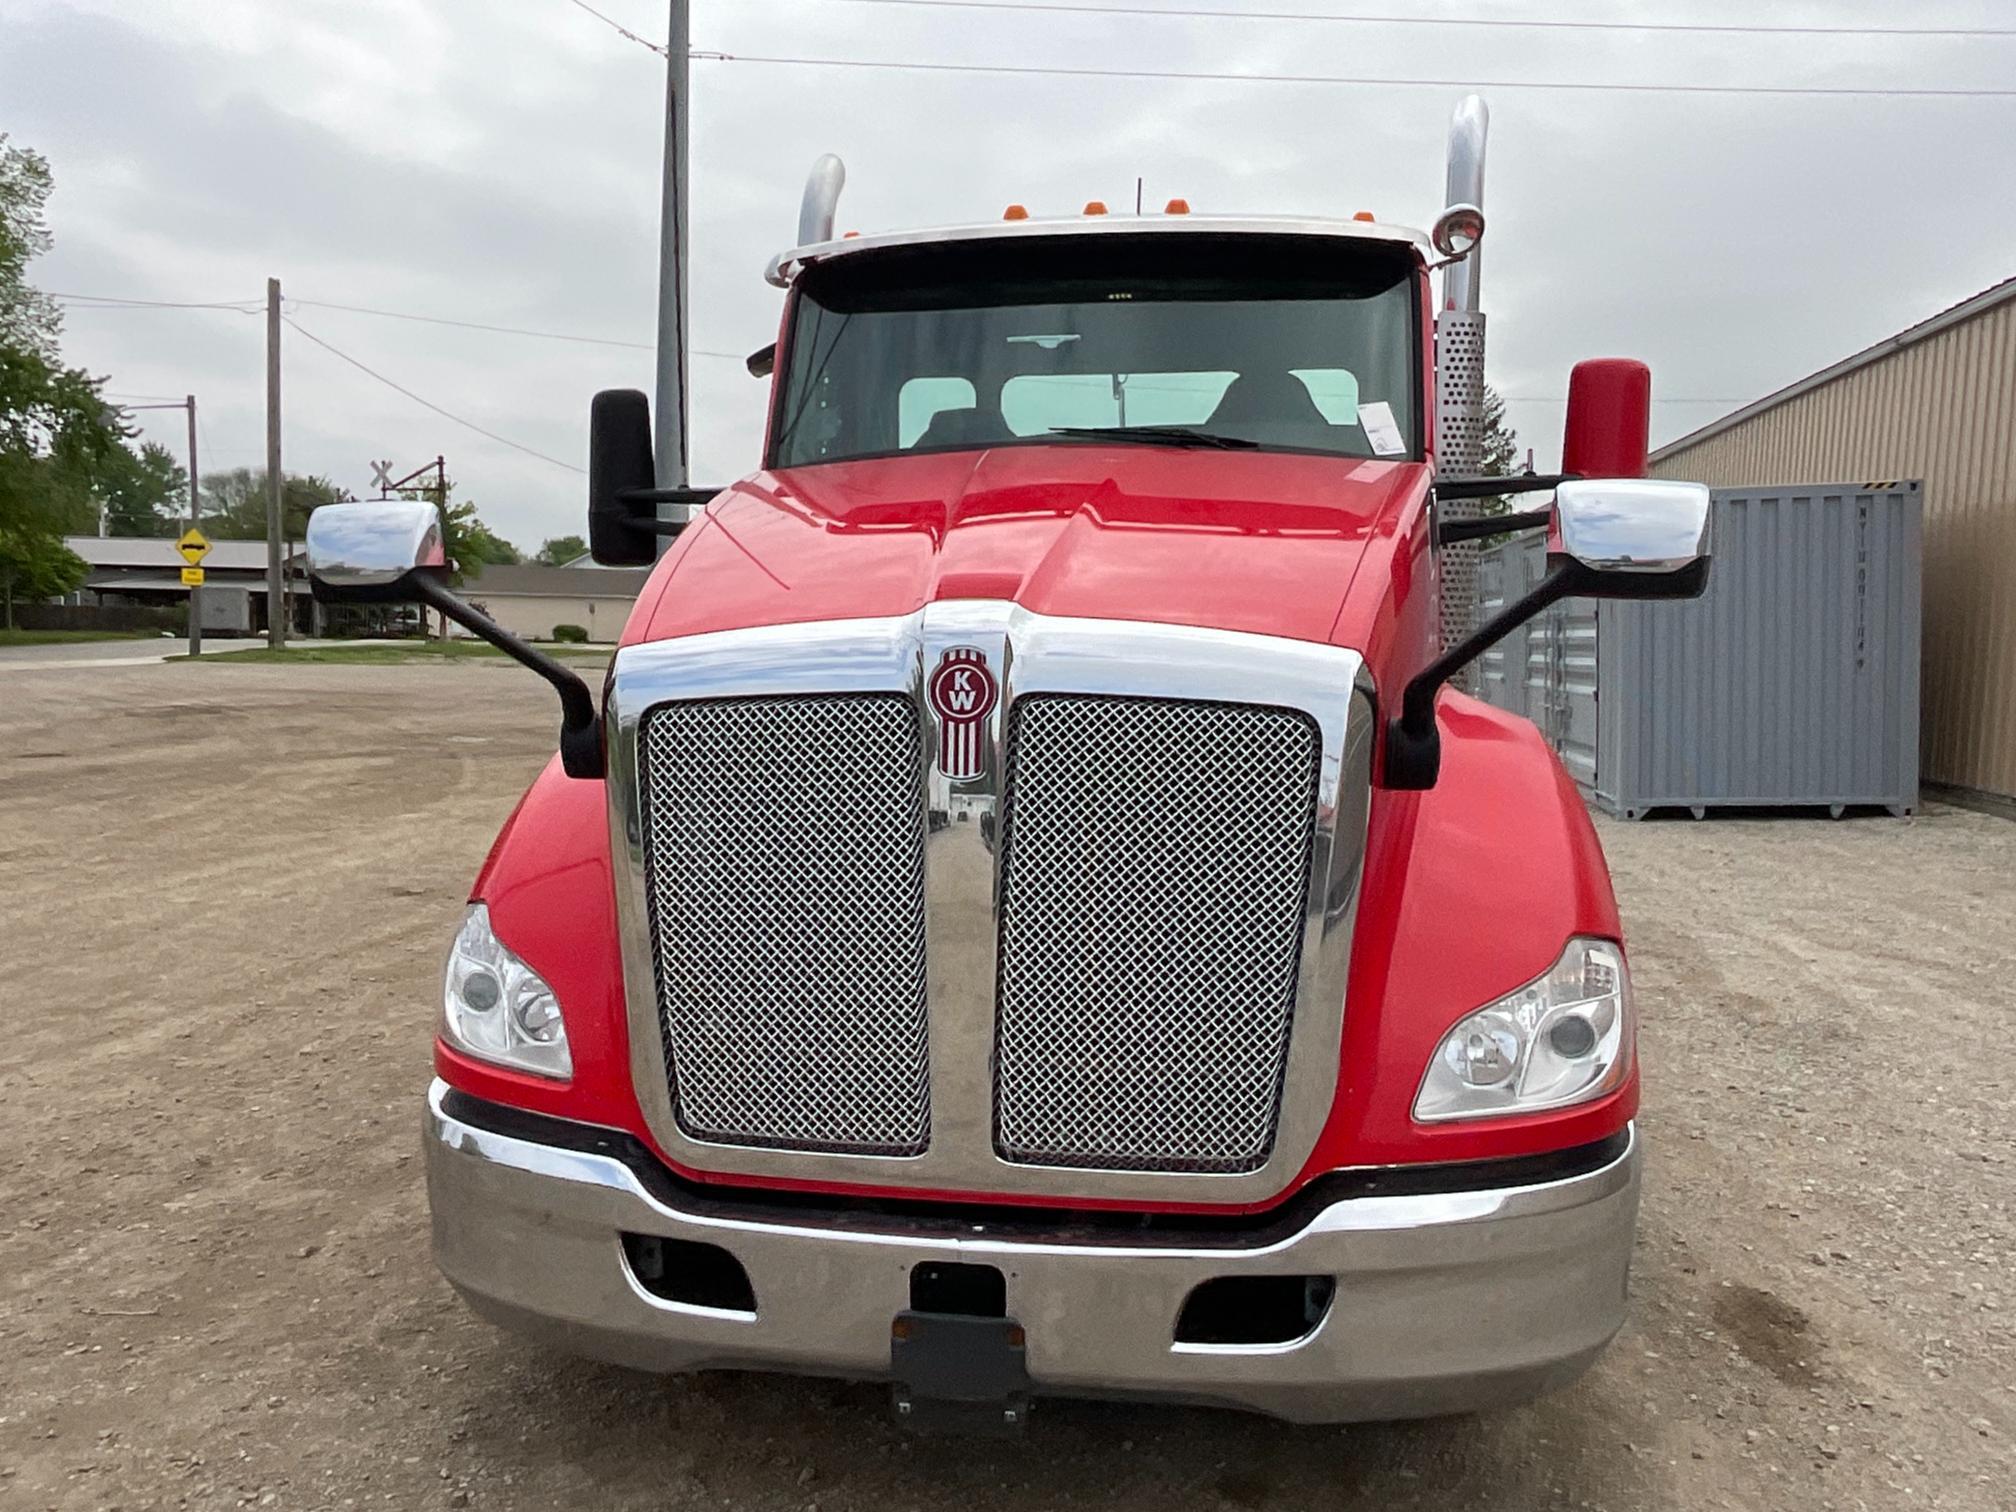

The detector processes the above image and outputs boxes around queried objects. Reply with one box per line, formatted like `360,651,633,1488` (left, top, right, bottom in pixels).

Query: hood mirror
1389,478,1713,790
1552,479,1712,597
305,501,604,780
305,499,448,603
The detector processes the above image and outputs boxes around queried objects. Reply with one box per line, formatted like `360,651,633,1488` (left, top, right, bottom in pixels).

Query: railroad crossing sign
370,459,395,492
181,566,205,587
176,528,212,567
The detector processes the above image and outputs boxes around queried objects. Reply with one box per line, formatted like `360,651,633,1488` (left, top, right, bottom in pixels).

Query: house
454,562,652,644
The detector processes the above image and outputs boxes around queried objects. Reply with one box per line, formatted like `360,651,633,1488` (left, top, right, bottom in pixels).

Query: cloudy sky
3,0,2011,553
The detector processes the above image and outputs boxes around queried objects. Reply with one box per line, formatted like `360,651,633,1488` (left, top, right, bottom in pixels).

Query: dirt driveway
4,660,2011,1510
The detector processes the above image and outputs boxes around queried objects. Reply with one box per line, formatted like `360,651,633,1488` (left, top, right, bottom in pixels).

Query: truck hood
628,445,1428,648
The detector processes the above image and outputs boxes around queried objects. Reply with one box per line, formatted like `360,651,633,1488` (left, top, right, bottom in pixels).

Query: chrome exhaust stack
797,153,848,248
1440,95,1488,315
1435,95,1491,666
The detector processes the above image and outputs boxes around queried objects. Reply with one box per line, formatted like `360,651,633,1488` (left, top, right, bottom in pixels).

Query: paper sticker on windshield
1359,401,1407,456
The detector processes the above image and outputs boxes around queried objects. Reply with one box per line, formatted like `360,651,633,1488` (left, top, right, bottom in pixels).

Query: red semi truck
308,100,1711,1428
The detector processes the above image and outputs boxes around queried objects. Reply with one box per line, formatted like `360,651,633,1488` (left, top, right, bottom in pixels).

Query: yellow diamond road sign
176,528,211,567
181,566,205,588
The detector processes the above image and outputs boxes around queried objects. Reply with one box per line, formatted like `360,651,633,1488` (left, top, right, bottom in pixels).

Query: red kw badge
926,646,998,780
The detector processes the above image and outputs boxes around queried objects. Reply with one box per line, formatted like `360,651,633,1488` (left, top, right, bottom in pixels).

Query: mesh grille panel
994,696,1320,1173
638,695,930,1155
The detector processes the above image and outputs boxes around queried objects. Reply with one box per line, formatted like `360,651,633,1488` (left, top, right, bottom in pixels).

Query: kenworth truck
307,99,1711,1429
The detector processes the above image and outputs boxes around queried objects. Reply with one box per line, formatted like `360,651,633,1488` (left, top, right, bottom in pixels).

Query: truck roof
765,212,1434,288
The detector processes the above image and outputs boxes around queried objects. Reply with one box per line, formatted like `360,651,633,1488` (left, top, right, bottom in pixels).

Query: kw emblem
926,646,998,780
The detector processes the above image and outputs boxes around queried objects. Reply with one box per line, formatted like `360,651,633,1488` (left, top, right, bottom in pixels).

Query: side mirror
746,342,776,378
305,502,605,780
1387,478,1712,789
587,387,724,565
305,499,448,603
1551,478,1711,598
589,389,660,567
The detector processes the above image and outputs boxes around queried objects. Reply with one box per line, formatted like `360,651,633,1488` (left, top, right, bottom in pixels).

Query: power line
290,296,751,359
692,49,2016,98
282,317,586,475
806,0,2016,40
289,297,656,351
52,284,755,358
54,292,263,311
564,0,666,55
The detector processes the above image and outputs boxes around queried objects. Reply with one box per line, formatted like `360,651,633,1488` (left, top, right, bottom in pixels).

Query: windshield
769,234,1420,469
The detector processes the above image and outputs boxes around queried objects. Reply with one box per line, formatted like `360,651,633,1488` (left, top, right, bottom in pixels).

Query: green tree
0,524,86,628
0,134,59,362
2,135,140,606
1474,383,1523,520
98,440,188,537
439,494,521,576
535,533,586,567
198,467,352,539
1480,384,1521,478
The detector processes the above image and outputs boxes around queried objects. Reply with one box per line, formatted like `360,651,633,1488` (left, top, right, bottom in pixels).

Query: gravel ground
3,660,2011,1510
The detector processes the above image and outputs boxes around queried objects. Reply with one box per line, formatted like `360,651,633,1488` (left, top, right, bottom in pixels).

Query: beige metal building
1650,276,2016,805
455,563,652,644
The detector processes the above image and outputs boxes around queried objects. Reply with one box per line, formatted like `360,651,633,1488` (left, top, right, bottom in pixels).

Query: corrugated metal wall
1475,485,1922,818
1650,292,2016,801
1602,486,1921,816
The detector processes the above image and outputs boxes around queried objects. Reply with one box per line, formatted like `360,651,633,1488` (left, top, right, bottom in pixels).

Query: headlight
442,903,572,1079
1413,937,1631,1122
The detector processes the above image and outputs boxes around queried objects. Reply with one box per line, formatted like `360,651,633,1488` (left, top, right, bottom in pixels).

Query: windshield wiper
1046,424,1258,450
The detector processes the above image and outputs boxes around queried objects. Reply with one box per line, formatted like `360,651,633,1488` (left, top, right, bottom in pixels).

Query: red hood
627,445,1429,649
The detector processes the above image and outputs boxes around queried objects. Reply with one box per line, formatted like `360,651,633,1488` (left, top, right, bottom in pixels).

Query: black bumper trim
439,1088,1629,1251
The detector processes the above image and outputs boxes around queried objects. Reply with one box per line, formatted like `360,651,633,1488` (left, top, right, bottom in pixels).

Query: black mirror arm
1435,472,1578,501
1435,507,1552,546
617,485,722,508
410,575,604,780
1385,564,1578,790
614,485,722,540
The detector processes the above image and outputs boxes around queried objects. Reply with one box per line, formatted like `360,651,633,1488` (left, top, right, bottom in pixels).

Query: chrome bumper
425,1080,1640,1424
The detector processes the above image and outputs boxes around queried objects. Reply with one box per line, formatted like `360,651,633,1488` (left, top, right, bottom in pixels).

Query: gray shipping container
1475,482,1922,818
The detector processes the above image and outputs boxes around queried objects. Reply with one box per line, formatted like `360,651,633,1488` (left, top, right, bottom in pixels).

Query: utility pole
654,0,691,530
186,394,202,657
266,276,286,648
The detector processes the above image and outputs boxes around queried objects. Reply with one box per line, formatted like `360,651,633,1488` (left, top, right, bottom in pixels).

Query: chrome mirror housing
306,499,449,603
1551,478,1712,597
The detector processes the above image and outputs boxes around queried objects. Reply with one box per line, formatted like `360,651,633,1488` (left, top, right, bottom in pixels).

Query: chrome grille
993,695,1321,1173
637,694,930,1155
